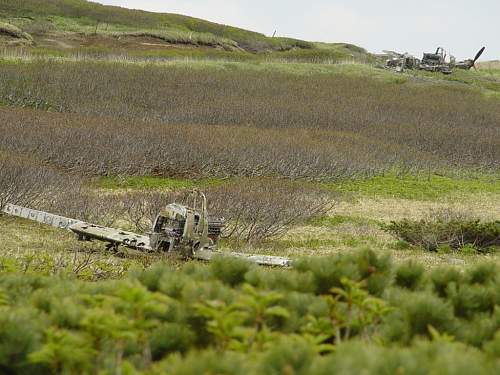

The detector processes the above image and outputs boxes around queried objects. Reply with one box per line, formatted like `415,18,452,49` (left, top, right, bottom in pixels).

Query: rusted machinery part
69,222,152,251
194,249,292,267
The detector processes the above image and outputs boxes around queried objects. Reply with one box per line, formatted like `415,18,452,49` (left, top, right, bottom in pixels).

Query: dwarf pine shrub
455,314,500,347
210,256,254,286
448,283,498,319
430,266,464,298
466,262,499,285
394,261,426,291
0,308,44,374
384,217,500,252
149,323,195,360
396,291,456,341
136,263,175,292
294,255,361,295
256,337,315,375
1,250,500,372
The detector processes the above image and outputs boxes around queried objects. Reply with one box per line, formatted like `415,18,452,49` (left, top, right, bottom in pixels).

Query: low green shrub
430,266,463,298
149,323,195,360
383,215,500,252
311,341,495,375
256,337,315,375
401,292,456,339
455,314,500,347
466,262,499,285
449,284,497,318
394,261,426,291
2,250,500,373
209,256,254,286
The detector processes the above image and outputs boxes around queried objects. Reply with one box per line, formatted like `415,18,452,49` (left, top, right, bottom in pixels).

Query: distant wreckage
383,46,486,74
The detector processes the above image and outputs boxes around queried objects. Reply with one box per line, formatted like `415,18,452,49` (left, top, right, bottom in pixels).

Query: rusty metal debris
2,191,291,267
384,46,486,74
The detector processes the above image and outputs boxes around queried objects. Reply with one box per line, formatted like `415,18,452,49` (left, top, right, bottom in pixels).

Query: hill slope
0,0,371,62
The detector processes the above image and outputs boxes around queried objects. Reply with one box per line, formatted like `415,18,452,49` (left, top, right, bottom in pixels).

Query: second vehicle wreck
384,46,486,74
2,190,291,267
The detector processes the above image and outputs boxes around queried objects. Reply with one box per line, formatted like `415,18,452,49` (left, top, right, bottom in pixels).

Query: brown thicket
0,104,497,181
207,179,335,242
0,61,498,179
0,156,69,210
120,190,180,232
45,187,126,227
0,107,416,180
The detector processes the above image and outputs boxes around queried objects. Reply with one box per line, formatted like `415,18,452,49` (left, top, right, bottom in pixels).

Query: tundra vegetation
0,0,499,373
3,252,500,374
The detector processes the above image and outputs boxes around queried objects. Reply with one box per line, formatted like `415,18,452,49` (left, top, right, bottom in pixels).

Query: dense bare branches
0,61,498,179
0,156,69,210
45,188,125,227
0,107,497,182
120,191,180,232
207,179,335,243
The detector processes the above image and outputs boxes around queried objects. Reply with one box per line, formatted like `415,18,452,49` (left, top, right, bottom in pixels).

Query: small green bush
383,217,500,252
0,308,45,374
3,250,500,372
455,314,499,347
311,341,495,375
401,292,456,339
450,284,496,319
431,266,464,298
137,263,174,292
394,261,425,291
210,256,254,286
294,256,360,295
466,262,499,285
151,350,247,375
256,337,315,375
150,323,195,360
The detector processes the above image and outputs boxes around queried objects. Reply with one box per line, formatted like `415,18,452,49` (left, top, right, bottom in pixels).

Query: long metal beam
194,249,291,267
2,203,82,230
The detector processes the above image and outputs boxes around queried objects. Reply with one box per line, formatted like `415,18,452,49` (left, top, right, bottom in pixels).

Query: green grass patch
310,215,381,228
271,238,340,250
410,68,500,97
0,1,317,53
328,174,500,200
95,176,225,190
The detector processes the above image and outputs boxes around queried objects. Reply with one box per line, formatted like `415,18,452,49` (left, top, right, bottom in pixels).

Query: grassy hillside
0,3,499,373
0,0,372,63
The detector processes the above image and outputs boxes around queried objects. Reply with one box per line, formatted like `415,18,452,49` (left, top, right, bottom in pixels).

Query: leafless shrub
206,179,336,243
120,190,181,232
2,106,495,183
0,156,69,211
44,188,126,227
0,60,498,179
